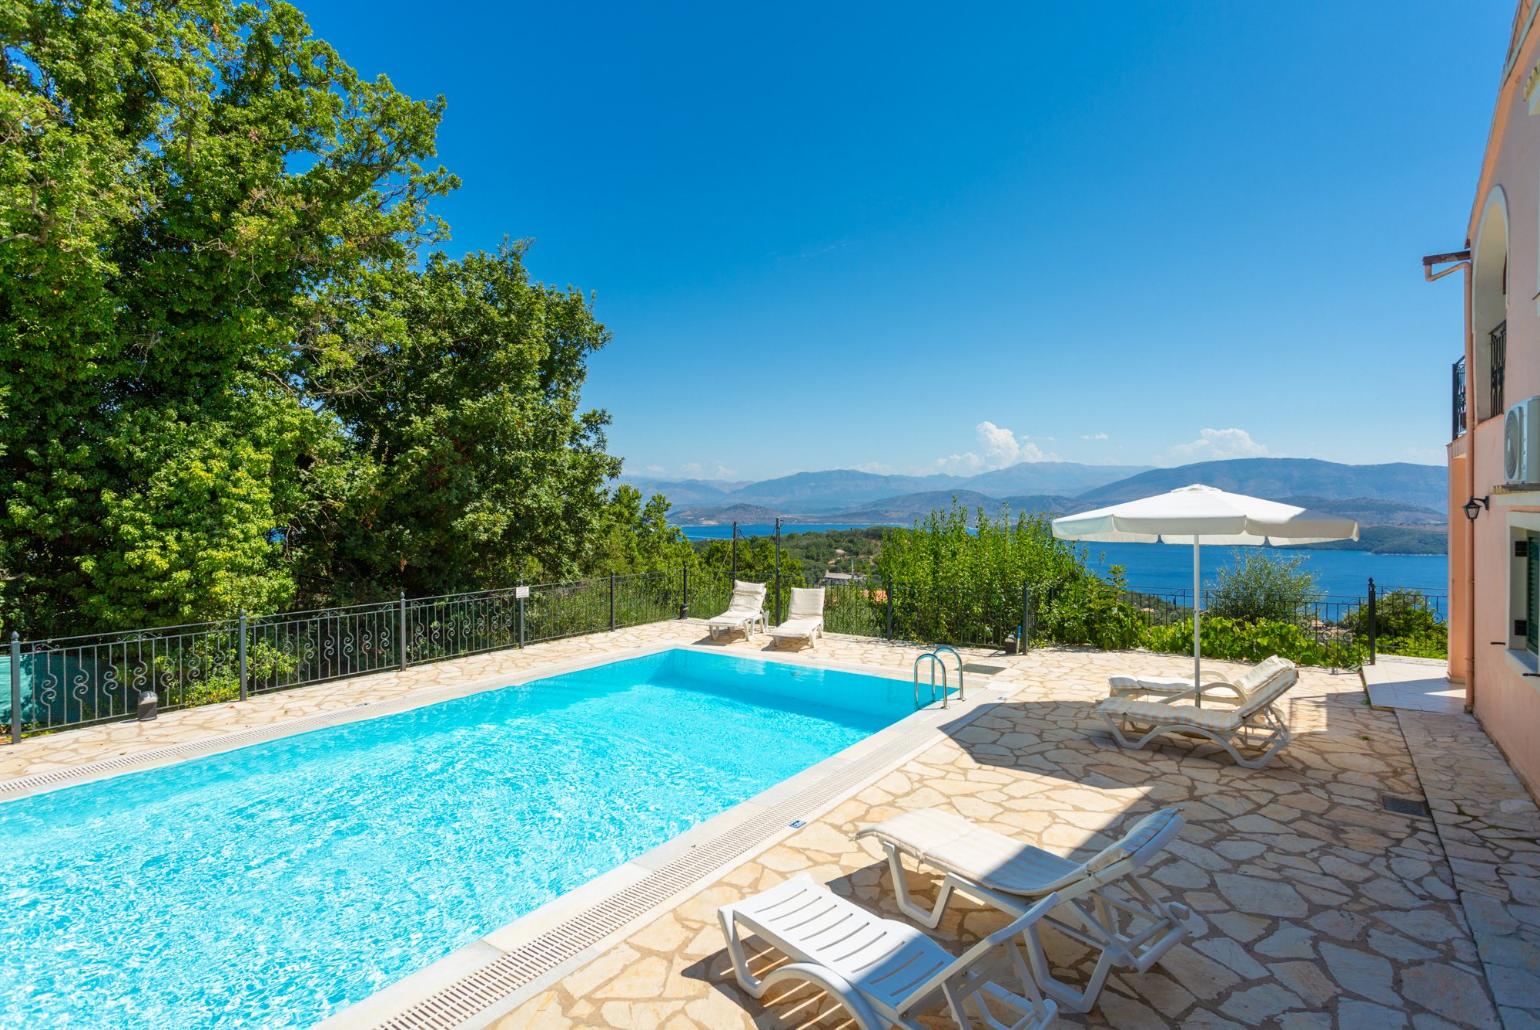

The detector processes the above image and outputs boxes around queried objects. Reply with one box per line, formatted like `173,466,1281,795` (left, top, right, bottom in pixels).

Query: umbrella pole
1193,535,1202,707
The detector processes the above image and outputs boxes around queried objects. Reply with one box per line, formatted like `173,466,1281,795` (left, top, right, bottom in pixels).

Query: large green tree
1,1,636,636
309,246,622,598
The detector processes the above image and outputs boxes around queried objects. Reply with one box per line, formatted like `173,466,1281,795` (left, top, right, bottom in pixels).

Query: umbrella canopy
1051,484,1359,700
1052,484,1359,546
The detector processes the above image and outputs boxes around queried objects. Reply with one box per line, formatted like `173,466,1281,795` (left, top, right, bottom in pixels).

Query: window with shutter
1529,534,1539,654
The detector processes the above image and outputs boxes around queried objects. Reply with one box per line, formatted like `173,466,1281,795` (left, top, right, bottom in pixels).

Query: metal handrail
928,644,964,702
913,652,948,710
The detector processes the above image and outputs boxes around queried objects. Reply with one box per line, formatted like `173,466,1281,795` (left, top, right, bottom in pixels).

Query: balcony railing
1491,320,1507,419
1453,355,1467,439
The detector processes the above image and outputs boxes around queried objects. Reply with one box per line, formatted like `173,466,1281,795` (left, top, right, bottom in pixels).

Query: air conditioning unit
1506,396,1540,484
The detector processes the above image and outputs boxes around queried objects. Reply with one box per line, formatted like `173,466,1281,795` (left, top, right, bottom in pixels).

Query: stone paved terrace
3,621,1538,1029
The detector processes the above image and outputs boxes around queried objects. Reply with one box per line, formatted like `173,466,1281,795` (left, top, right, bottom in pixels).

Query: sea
679,522,1448,600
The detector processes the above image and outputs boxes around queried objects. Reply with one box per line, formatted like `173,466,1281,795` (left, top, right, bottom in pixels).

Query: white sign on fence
516,586,530,599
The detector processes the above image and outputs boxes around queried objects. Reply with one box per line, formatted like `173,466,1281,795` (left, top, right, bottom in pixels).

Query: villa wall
1459,3,1540,797
1447,440,1469,686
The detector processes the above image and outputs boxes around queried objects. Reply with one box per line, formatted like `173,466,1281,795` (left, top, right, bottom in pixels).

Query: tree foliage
0,1,636,635
1206,553,1319,624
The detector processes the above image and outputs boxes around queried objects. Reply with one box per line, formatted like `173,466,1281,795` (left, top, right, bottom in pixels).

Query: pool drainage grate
369,701,976,1030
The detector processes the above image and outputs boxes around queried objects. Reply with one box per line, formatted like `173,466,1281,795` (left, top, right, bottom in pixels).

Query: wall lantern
1464,495,1491,521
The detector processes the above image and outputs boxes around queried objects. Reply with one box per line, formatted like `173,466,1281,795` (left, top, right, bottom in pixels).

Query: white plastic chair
719,873,1059,1029
856,808,1188,1013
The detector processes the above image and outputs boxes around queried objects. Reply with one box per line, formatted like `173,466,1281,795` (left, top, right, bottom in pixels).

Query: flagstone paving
3,621,1537,1028
488,641,1534,1030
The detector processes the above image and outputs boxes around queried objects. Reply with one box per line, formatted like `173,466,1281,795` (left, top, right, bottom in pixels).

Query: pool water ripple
0,650,912,1029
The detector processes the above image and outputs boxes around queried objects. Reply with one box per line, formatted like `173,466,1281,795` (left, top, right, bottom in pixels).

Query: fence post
1367,577,1377,666
9,631,19,745
731,521,738,583
517,586,526,648
885,577,894,640
398,590,408,669
609,572,617,631
679,566,690,619
774,517,782,625
1020,582,1032,654
238,610,249,702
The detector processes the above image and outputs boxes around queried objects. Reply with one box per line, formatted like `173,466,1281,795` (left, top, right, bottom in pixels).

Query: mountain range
619,458,1450,552
622,461,1149,513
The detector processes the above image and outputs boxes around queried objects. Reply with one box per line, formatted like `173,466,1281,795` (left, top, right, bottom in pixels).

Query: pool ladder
913,645,964,710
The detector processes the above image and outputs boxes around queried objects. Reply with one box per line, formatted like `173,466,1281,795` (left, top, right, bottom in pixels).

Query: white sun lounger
719,873,1059,1029
1097,658,1299,768
707,580,768,639
1107,654,1295,703
855,808,1188,1013
768,586,824,647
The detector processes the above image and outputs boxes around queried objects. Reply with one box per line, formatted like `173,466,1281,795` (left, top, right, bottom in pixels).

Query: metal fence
3,566,1450,744
3,571,690,743
1096,583,1447,667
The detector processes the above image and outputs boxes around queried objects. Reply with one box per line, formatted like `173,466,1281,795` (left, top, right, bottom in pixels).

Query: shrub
1140,616,1362,669
874,503,1103,647
1338,588,1448,660
1207,553,1319,624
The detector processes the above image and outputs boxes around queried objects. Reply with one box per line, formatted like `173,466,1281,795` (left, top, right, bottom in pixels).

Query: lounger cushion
729,581,767,609
786,587,824,620
1098,697,1242,733
1108,655,1295,700
1083,808,1183,873
1235,655,1294,695
708,611,756,629
1236,666,1297,718
1107,674,1192,697
768,616,821,639
859,810,1083,896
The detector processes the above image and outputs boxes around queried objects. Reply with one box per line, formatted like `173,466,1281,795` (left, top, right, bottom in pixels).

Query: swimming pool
0,648,920,1029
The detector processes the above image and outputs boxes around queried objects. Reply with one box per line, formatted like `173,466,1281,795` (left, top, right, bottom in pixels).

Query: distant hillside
1076,458,1446,511
1277,496,1446,527
654,456,1451,551
618,477,744,507
671,502,783,524
1304,526,1447,555
649,461,1155,513
726,470,962,511
823,490,1005,522
962,462,1148,496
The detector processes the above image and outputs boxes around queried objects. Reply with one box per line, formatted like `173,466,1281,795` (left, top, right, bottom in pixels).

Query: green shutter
1529,536,1539,653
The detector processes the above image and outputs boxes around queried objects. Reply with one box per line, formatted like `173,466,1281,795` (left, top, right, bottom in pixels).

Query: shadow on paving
683,679,1505,1027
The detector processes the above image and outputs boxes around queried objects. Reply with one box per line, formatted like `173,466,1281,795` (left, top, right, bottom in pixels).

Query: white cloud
679,461,737,480
1082,432,1109,441
635,461,737,480
1165,427,1269,464
934,421,1056,473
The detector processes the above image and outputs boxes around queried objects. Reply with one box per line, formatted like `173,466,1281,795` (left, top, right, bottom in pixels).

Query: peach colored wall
1447,441,1468,685
1462,8,1540,797
1469,430,1540,793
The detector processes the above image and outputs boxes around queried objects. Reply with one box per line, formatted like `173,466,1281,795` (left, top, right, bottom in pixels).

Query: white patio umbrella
1051,485,1358,703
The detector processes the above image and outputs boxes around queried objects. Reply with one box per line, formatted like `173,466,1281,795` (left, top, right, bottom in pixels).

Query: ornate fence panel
7,620,243,735
249,600,401,694
4,570,695,743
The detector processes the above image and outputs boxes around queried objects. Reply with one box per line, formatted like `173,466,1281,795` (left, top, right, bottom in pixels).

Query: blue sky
301,1,1509,480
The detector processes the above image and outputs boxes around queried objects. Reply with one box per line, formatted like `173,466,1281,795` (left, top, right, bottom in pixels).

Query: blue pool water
0,649,914,1029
